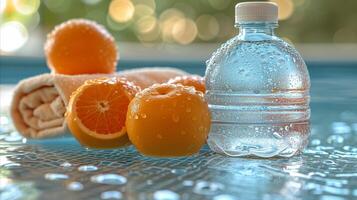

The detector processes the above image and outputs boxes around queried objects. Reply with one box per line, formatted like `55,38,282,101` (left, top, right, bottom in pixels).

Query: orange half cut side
66,77,139,149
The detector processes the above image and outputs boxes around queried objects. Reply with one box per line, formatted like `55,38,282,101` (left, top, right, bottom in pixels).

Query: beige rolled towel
10,67,187,139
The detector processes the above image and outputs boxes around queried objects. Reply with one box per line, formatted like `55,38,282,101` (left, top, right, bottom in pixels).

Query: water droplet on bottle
91,174,127,185
45,173,69,181
273,132,282,139
141,113,147,119
134,114,139,120
67,182,84,191
78,165,98,172
100,191,122,199
186,108,191,113
153,190,180,200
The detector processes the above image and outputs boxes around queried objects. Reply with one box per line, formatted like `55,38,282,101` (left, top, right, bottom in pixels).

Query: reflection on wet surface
1,74,357,200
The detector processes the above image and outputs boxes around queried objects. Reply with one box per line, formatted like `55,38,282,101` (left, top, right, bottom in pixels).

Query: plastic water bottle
205,2,310,158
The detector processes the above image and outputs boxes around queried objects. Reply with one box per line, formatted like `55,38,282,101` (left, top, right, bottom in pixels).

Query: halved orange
66,77,139,149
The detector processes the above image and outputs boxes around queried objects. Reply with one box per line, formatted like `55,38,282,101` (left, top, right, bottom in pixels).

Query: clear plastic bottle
205,2,310,158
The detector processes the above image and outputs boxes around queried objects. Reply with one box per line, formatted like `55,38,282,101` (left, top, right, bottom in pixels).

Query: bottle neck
236,22,278,40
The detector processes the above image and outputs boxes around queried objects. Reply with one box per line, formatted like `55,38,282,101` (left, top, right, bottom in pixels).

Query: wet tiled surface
1,71,357,200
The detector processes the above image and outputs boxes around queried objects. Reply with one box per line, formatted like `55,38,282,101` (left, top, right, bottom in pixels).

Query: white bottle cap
235,2,278,23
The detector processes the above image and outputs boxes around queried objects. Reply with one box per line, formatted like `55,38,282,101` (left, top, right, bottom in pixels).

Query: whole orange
126,83,211,157
45,19,118,75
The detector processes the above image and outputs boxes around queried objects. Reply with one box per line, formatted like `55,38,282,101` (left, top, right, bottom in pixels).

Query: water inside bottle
205,24,310,158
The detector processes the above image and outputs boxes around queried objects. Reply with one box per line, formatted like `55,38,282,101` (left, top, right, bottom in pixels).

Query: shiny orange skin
167,75,206,93
66,78,139,149
126,83,211,157
45,19,118,75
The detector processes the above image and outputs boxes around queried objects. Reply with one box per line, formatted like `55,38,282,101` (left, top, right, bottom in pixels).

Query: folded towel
10,67,187,139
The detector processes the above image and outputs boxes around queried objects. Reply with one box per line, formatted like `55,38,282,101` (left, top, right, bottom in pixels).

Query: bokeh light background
1,0,357,56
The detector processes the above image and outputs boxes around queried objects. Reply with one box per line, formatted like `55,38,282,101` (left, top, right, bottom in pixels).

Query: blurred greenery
1,0,357,54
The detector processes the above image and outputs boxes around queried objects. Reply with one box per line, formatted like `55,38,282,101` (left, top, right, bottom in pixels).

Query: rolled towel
10,67,187,139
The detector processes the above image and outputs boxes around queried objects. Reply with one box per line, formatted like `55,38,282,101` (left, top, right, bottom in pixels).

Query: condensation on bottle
205,2,311,157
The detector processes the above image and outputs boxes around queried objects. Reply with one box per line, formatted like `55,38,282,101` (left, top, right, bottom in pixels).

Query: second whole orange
126,83,211,157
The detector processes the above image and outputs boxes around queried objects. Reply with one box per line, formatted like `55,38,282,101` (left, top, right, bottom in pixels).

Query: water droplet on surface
153,190,180,200
342,146,352,151
171,168,187,175
310,139,321,146
45,173,69,181
331,122,351,134
101,191,122,199
327,135,344,144
60,162,72,168
67,182,84,191
193,181,225,195
323,160,337,166
91,174,127,185
146,180,153,185
2,162,21,168
182,180,194,187
213,194,237,200
4,132,23,142
78,165,98,172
